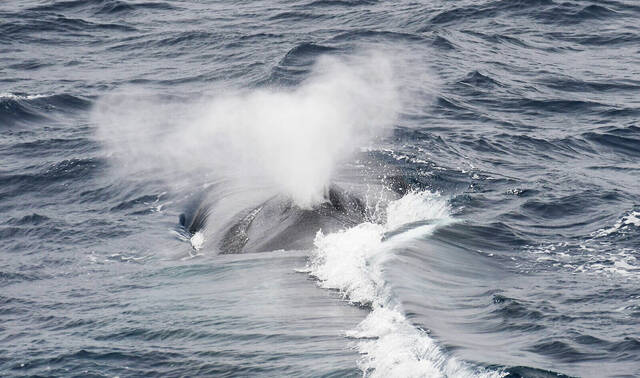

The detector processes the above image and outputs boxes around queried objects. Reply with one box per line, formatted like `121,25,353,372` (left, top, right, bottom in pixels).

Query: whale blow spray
94,49,427,208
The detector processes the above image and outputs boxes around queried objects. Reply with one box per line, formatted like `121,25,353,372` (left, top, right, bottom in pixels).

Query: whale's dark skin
219,184,370,254
178,184,373,254
178,177,412,253
224,185,369,254
178,191,210,235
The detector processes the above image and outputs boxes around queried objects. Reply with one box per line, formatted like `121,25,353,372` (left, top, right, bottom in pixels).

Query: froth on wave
303,191,505,377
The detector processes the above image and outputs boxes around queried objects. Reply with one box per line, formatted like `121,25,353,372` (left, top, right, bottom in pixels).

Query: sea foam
305,191,505,378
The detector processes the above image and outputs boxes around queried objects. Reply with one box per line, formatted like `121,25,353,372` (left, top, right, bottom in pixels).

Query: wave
0,14,136,43
533,4,623,25
265,43,338,86
428,0,632,28
26,0,177,16
0,93,91,127
0,93,49,126
303,0,378,8
268,11,327,22
583,129,640,158
593,210,640,238
304,191,504,377
538,76,640,92
428,0,554,25
0,157,103,203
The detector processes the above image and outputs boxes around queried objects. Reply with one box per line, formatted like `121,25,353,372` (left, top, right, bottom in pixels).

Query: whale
178,184,371,254
177,174,411,254
220,184,369,254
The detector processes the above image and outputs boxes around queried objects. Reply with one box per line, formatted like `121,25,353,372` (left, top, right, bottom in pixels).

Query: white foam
574,249,639,277
190,231,205,250
593,211,640,238
311,223,387,305
626,212,640,227
527,242,639,278
305,192,504,377
528,210,640,277
385,191,449,232
0,92,47,100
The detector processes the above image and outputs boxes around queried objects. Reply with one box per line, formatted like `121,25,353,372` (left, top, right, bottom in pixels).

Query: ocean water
1,0,639,377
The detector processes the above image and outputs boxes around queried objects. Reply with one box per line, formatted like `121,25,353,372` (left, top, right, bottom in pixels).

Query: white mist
93,50,401,208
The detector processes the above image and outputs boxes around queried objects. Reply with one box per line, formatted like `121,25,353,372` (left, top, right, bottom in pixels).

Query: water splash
304,191,505,377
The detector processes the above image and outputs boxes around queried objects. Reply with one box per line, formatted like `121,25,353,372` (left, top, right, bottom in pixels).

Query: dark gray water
1,0,639,377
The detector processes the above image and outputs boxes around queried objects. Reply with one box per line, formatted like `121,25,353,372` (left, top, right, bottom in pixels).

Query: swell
265,42,339,86
386,223,640,376
0,158,103,200
0,94,91,127
305,191,506,377
0,14,137,44
428,0,635,27
26,0,177,15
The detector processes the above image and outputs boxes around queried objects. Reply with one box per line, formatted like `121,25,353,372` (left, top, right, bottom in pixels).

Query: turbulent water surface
1,0,639,377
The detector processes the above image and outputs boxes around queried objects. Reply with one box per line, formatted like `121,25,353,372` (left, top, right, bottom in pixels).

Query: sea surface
1,0,639,377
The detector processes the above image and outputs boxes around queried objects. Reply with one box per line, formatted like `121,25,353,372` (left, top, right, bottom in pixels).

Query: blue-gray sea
1,1,639,377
